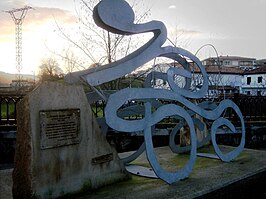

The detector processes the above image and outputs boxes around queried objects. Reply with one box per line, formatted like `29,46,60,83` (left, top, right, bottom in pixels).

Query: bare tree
62,48,84,73
167,25,192,49
75,0,150,63
57,0,151,89
39,57,63,81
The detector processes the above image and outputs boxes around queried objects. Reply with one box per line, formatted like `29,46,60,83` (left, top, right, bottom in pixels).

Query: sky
0,0,265,75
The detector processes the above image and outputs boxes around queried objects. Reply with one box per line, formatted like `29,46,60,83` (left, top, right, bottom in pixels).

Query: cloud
169,27,201,37
168,5,176,9
26,7,77,27
180,29,201,36
0,0,26,10
0,6,77,42
0,0,27,39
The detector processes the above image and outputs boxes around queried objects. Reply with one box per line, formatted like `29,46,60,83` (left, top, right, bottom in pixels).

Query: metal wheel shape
211,102,245,162
143,103,197,184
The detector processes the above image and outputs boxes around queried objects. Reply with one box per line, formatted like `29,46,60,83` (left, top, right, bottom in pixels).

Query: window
232,61,238,66
246,91,251,95
258,76,262,83
224,60,230,65
257,91,261,96
247,77,251,85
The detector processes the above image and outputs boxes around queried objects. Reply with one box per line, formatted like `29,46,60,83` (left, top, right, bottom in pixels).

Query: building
202,56,266,96
242,66,266,96
10,79,35,89
202,56,256,70
151,56,266,97
0,79,36,95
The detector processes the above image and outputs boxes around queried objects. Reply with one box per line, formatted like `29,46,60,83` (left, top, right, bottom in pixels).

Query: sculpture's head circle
96,0,135,29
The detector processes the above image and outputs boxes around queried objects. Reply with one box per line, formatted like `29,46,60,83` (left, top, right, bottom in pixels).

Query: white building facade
152,56,266,97
242,70,266,96
202,56,266,96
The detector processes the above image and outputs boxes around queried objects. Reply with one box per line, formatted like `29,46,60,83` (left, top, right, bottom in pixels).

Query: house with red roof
151,56,266,97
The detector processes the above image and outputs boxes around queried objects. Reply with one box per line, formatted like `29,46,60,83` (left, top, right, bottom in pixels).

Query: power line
4,6,33,90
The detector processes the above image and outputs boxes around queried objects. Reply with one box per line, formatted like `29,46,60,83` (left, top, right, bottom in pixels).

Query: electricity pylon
5,6,32,89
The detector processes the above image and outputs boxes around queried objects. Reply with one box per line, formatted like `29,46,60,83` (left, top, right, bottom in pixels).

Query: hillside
0,71,35,85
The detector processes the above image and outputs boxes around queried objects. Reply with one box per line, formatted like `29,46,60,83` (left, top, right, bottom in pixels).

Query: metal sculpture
65,0,245,184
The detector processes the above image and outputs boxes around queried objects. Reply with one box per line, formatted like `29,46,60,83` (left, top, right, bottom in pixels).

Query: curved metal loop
211,104,245,162
121,142,146,164
65,0,209,99
169,119,210,154
144,102,197,184
66,0,246,184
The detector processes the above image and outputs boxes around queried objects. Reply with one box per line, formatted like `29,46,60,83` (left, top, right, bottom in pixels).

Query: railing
233,95,266,123
1,92,265,128
0,92,265,166
0,94,24,126
0,94,24,166
91,94,266,124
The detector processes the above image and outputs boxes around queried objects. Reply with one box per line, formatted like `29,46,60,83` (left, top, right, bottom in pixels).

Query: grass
84,145,229,197
73,144,259,198
91,105,104,118
127,144,249,175
1,102,15,119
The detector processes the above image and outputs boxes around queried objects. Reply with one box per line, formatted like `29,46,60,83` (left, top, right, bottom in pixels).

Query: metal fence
235,95,266,123
0,93,265,127
0,93,265,165
0,94,24,126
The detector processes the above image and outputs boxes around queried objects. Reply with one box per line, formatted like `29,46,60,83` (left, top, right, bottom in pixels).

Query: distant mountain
0,71,35,85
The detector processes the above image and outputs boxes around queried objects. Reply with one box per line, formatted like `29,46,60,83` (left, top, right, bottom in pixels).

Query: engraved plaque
40,109,80,149
91,153,113,165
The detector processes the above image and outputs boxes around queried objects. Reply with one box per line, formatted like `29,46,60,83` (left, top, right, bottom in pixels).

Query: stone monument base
13,81,129,199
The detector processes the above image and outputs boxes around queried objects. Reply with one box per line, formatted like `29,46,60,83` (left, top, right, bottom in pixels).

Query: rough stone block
13,81,128,199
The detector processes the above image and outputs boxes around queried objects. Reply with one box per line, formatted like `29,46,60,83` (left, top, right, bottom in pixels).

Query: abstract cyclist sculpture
65,0,245,184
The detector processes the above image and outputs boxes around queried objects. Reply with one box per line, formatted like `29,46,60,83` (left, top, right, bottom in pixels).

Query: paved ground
1,145,266,199
0,168,13,199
